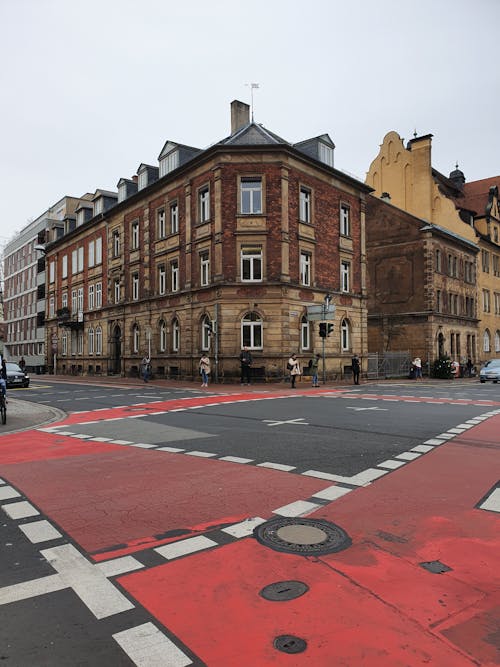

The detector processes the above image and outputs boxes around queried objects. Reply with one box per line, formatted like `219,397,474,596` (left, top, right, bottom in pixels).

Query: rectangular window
114,279,120,304
300,252,311,286
170,202,179,234
241,178,262,214
72,249,78,275
62,292,68,309
113,230,120,257
95,237,102,265
448,254,453,276
483,289,490,313
77,287,84,313
341,260,350,292
199,187,210,223
241,247,262,282
157,209,166,238
78,247,84,273
340,205,350,236
88,284,95,310
61,334,67,356
482,249,490,273
319,143,334,167
493,255,500,277
158,265,166,295
96,327,102,355
132,273,139,300
49,261,55,283
95,282,102,308
299,187,311,223
171,260,179,292
49,296,55,317
494,292,500,315
62,255,68,279
200,251,210,286
88,328,94,354
138,170,147,190
77,330,83,355
435,249,441,272
71,289,77,313
88,240,95,268
436,289,441,312
131,221,139,250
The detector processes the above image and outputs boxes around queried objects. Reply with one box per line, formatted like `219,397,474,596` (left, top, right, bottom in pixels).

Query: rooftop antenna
245,83,260,121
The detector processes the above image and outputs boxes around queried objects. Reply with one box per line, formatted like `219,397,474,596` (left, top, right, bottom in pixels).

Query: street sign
306,304,336,321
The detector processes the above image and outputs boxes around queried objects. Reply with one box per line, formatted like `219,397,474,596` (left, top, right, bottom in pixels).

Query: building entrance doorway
111,325,122,374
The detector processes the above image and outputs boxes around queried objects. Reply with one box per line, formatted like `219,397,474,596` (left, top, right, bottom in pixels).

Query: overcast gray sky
1,0,499,246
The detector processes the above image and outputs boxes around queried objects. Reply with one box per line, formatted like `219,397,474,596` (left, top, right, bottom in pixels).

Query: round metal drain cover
260,580,309,601
274,635,307,654
254,517,351,555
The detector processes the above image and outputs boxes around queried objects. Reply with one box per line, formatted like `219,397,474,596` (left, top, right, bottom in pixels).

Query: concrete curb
0,398,67,435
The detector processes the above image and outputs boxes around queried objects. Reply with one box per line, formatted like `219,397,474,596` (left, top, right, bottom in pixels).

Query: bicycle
0,393,6,425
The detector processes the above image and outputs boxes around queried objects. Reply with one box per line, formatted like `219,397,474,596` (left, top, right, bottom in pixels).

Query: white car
479,359,500,383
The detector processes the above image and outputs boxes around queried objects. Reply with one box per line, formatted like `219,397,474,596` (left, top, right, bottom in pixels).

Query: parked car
479,359,500,383
5,362,30,388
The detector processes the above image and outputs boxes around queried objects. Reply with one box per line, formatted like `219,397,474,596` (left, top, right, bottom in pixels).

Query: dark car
5,362,30,388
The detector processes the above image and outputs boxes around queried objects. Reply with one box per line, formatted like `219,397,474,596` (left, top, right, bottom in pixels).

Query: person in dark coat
351,354,360,385
239,347,253,385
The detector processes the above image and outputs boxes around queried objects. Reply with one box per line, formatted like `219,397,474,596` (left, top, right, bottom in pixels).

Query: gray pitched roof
219,122,290,146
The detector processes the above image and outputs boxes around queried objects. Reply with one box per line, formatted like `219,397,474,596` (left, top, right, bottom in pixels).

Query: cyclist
0,357,7,403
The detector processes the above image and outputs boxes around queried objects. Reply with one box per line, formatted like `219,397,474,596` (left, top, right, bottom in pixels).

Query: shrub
432,356,453,379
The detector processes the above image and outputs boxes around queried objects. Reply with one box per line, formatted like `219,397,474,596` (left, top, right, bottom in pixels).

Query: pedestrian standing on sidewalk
141,354,151,383
413,357,423,380
239,346,253,385
351,353,361,385
310,353,321,387
199,353,210,387
288,353,301,388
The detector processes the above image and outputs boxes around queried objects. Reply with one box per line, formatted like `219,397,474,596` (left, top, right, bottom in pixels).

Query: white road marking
395,452,422,461
109,439,134,445
219,456,254,464
423,439,445,445
97,556,144,577
41,544,134,619
377,460,407,469
257,462,296,472
131,443,157,449
303,468,388,486
184,451,217,458
479,488,500,513
412,444,435,453
0,478,5,484
312,486,352,501
1,501,40,519
156,446,186,453
90,437,113,442
155,536,217,560
0,486,21,501
0,574,65,605
273,499,321,517
222,517,267,538
113,622,192,667
262,418,309,426
346,406,388,411
19,520,62,543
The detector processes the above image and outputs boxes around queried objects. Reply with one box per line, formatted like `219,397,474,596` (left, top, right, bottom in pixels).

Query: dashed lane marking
113,623,192,667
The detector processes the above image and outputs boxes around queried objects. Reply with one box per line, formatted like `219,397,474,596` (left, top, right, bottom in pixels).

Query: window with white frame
95,326,102,354
78,247,84,273
114,279,121,304
299,187,311,223
172,318,179,352
341,319,350,351
71,289,77,313
241,246,262,281
201,315,211,351
72,249,78,274
131,221,139,250
241,311,263,349
88,327,94,354
340,205,350,236
132,324,140,353
199,187,210,223
171,260,179,292
62,292,68,309
435,249,442,272
96,237,102,265
62,255,68,279
95,282,102,308
240,177,262,214
94,198,103,215
61,332,68,356
49,261,55,283
495,330,500,352
132,273,139,300
113,230,120,257
159,150,179,177
158,265,166,295
88,240,95,267
483,289,491,313
341,260,350,292
77,330,83,355
77,287,84,313
301,316,310,351
300,252,311,286
483,329,491,352
157,209,166,238
319,142,334,167
88,284,95,310
200,251,209,286
138,170,147,190
49,295,55,317
170,202,179,234
159,320,166,352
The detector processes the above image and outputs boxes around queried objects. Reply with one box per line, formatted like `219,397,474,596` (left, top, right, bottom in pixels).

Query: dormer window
76,208,90,227
94,198,103,215
159,150,179,177
138,170,148,190
319,143,334,167
118,183,127,202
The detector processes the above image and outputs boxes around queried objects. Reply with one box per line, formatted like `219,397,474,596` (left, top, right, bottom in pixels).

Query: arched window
300,316,310,351
483,329,491,353
159,320,166,352
132,324,140,354
172,318,180,352
341,319,350,352
95,326,102,355
495,330,500,353
61,332,68,356
201,315,211,351
88,327,94,354
241,311,263,349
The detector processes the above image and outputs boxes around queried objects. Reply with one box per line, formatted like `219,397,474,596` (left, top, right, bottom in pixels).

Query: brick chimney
231,100,250,134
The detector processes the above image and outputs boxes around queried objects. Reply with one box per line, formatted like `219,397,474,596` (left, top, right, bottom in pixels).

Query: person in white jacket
288,353,301,388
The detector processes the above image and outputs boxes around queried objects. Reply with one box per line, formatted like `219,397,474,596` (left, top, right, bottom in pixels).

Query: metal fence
366,351,411,379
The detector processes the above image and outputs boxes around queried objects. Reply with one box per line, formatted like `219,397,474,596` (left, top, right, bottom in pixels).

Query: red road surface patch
119,538,476,667
0,431,122,464
0,448,332,555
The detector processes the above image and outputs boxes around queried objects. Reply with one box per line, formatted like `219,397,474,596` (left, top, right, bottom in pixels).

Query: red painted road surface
0,391,499,665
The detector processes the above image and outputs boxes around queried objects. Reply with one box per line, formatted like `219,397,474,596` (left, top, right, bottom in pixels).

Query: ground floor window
483,329,491,353
341,319,350,351
241,311,262,349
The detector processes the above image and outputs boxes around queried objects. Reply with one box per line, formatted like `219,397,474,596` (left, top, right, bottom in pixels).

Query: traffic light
319,322,327,338
327,323,334,336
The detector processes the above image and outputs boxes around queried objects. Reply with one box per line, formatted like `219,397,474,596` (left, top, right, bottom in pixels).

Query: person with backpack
310,353,321,387
287,353,301,388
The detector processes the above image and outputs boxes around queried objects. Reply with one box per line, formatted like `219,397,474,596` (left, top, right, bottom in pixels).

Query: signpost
307,297,336,383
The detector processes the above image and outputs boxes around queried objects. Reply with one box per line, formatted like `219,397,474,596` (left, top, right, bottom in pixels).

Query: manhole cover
420,560,452,574
273,635,307,654
254,517,351,555
260,580,309,601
